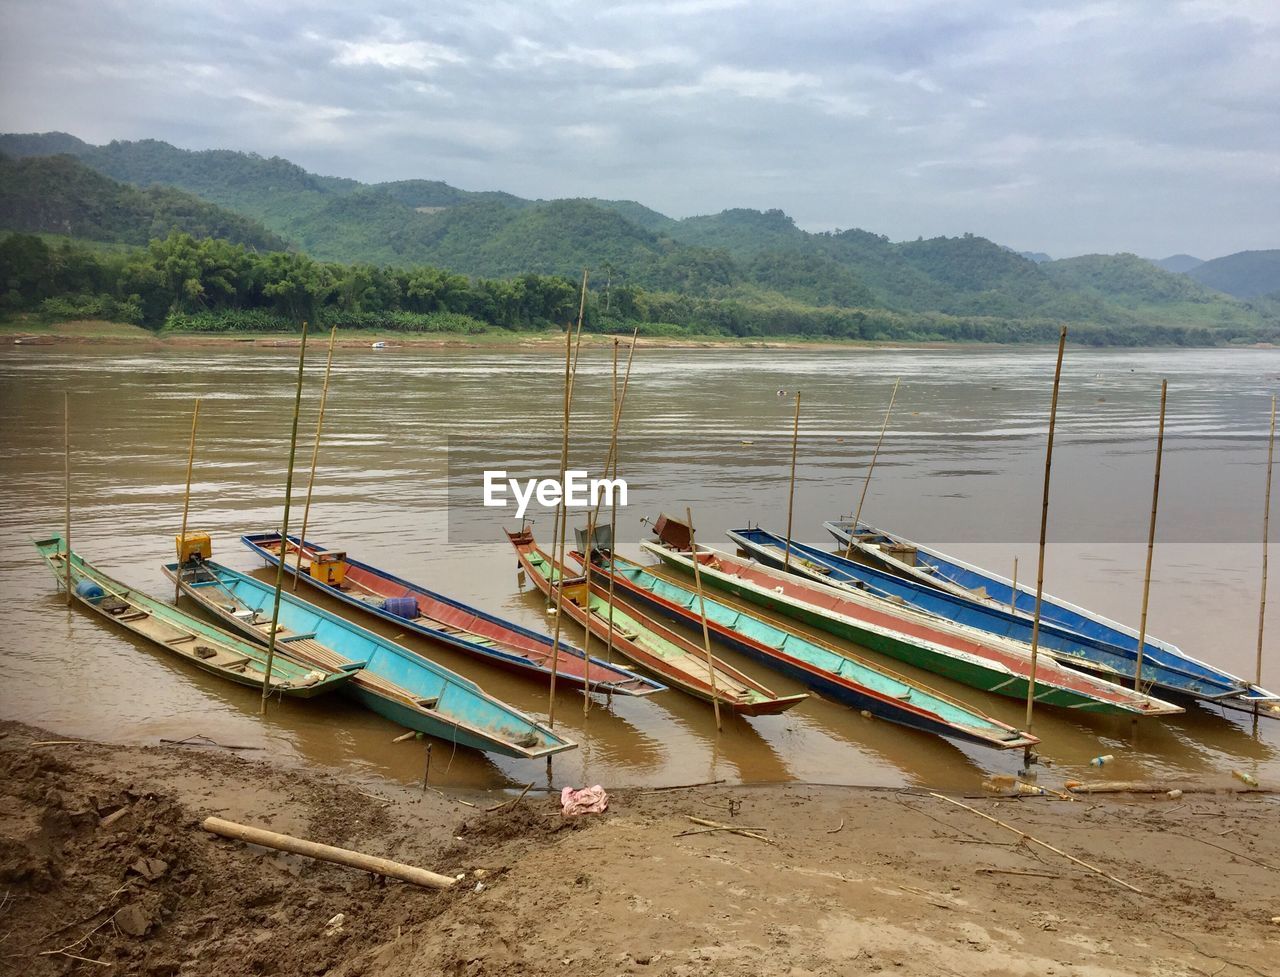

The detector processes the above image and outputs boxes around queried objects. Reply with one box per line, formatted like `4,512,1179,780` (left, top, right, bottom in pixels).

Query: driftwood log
201,816,456,889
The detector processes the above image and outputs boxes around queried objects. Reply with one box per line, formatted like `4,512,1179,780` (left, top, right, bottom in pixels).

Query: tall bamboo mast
64,392,72,603
845,378,901,558
1257,394,1277,702
546,272,589,727
585,331,640,710
1024,326,1067,731
686,506,722,731
175,398,202,599
782,393,802,571
293,325,338,588
260,322,310,714
1134,380,1168,692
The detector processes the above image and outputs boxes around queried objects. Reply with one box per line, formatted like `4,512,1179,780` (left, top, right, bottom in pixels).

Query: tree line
1,231,1276,347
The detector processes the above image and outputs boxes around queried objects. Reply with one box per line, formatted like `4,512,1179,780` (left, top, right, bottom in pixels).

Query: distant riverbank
4,318,1276,352
0,318,1006,352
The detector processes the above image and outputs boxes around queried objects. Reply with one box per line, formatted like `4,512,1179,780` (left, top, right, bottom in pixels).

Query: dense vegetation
2,230,1274,346
0,131,1276,345
0,154,286,251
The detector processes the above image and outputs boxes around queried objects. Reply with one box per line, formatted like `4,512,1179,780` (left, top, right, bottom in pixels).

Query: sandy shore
2,720,1276,976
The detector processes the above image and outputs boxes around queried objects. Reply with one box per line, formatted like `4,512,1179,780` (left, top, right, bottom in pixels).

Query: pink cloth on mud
560,785,609,816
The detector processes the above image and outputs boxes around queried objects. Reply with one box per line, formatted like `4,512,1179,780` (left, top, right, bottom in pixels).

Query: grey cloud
0,0,1276,256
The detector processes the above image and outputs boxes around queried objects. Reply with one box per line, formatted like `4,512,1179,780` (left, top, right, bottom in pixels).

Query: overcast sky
2,0,1276,258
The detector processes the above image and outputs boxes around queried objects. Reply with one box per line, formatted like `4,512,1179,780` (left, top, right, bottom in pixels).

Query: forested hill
0,130,1275,340
0,153,286,251
1186,251,1280,300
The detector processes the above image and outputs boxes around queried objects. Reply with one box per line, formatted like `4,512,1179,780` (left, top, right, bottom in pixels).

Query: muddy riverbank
2,720,1276,976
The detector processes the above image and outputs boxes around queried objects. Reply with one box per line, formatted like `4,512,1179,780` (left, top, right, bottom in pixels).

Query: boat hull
240,532,663,698
508,529,805,716
588,551,1037,750
642,541,1182,717
34,536,357,698
825,519,1277,705
733,528,1243,703
164,559,574,760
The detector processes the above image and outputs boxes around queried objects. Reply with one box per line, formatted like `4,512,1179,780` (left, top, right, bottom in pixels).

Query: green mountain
0,130,1275,341
1041,253,1260,327
1186,250,1279,299
0,153,286,251
1151,254,1204,274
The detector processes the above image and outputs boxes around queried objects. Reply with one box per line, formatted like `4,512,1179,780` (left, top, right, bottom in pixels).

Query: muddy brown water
1,343,1277,792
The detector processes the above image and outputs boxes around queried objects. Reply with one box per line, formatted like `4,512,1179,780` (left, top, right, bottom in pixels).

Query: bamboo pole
63,392,71,603
201,817,455,889
580,509,597,719
1134,380,1168,692
845,378,901,558
547,271,589,727
260,321,310,715
782,392,802,572
1024,326,1067,730
175,398,202,600
579,338,620,715
1258,395,1277,700
685,506,722,731
293,325,338,589
602,337,621,676
926,793,1141,893
600,331,638,679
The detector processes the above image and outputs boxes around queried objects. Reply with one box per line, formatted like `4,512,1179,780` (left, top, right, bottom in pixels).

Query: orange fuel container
309,550,347,586
175,531,212,563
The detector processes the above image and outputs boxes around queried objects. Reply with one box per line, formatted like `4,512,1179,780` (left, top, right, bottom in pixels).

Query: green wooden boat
641,537,1182,717
34,535,360,698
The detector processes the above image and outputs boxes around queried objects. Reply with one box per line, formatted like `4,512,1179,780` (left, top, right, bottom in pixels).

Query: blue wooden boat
574,547,1038,751
35,535,359,698
240,532,663,698
732,527,1254,704
162,558,575,759
824,519,1279,709
642,516,1182,717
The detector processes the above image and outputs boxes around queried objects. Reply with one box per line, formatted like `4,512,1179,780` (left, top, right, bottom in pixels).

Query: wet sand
2,719,1276,977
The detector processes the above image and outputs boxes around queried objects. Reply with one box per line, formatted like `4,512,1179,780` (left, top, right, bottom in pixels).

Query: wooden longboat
240,532,663,698
732,527,1251,704
640,528,1182,717
163,557,575,760
824,519,1278,709
575,547,1038,751
506,528,806,717
34,535,358,698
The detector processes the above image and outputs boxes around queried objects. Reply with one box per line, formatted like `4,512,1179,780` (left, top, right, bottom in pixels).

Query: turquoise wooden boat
576,547,1038,751
824,518,1279,709
34,535,358,698
163,557,575,760
732,527,1249,704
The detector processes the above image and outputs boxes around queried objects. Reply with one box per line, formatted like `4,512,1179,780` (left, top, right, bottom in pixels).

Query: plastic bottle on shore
1090,754,1115,768
1232,769,1258,787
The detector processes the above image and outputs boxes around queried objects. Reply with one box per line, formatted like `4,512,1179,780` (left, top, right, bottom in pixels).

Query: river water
1,342,1277,792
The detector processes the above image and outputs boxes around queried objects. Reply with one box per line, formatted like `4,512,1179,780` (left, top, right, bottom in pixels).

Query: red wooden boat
241,532,662,697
